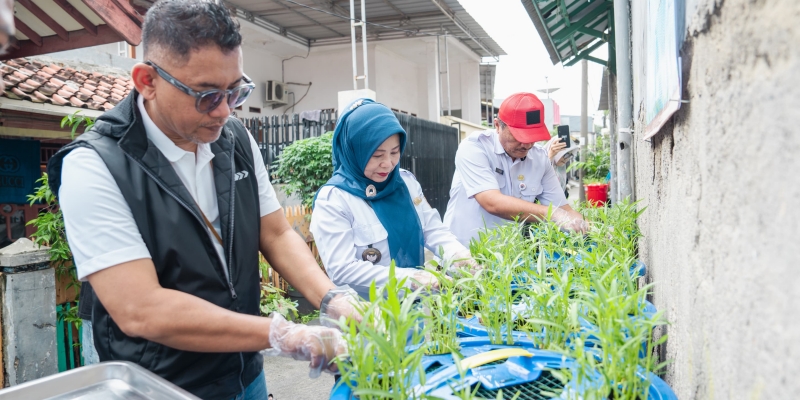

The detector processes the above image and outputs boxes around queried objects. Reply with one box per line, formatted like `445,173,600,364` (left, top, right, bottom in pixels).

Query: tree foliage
27,111,95,327
61,110,96,140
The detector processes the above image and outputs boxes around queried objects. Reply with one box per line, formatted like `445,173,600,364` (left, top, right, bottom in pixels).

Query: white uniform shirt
310,169,466,299
443,129,567,246
59,95,281,281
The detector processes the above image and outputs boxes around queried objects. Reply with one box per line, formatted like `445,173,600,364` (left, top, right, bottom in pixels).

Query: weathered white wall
239,46,283,119
441,54,462,114
630,0,800,398
64,24,485,124
278,44,375,115
373,45,421,115
459,61,480,123
417,64,431,120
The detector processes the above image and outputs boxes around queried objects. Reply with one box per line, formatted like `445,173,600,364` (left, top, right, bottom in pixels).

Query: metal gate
240,111,337,175
395,113,459,215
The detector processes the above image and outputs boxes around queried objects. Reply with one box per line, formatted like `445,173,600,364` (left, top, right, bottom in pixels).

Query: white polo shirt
443,129,567,246
59,95,281,281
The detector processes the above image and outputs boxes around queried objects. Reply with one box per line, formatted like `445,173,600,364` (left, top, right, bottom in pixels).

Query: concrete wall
459,61,481,123
38,43,141,74
373,45,421,115
1,269,58,386
629,0,800,398
238,46,284,118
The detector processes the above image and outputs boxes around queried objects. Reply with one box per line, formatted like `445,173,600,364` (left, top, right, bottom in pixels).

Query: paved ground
567,180,580,207
262,356,336,399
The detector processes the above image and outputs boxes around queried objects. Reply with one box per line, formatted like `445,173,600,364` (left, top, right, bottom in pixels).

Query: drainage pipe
349,0,358,90
445,33,451,116
436,35,442,116
608,70,618,205
614,0,634,200
360,0,369,89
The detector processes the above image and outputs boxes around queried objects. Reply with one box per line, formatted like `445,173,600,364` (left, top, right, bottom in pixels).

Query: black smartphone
557,125,571,148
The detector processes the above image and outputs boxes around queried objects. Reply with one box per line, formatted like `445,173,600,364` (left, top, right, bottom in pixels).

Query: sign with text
0,139,41,204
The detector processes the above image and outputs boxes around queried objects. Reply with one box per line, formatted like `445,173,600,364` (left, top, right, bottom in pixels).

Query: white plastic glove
319,285,367,328
449,249,482,276
550,207,589,234
409,270,446,292
264,313,347,378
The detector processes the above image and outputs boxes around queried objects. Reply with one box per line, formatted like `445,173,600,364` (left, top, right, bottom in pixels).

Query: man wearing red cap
443,92,587,245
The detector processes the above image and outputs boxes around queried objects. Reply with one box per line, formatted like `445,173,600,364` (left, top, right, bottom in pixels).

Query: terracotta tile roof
1,57,133,112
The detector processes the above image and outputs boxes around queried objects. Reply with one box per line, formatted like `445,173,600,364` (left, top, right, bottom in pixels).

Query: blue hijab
316,98,423,268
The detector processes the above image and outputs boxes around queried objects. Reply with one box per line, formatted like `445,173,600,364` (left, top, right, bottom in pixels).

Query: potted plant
330,200,677,400
569,135,610,207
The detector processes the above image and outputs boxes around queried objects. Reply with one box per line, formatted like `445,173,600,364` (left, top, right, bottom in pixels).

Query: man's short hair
142,0,242,62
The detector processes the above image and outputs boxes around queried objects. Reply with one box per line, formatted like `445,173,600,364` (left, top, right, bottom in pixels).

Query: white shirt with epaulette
310,169,466,300
443,129,567,246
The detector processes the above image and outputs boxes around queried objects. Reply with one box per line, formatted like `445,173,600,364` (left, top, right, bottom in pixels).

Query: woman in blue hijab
310,99,474,299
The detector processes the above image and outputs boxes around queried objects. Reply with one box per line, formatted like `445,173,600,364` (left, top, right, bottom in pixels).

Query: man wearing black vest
47,1,352,399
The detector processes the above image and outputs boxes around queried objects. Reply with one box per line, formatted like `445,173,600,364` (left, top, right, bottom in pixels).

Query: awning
521,0,614,68
222,0,505,60
2,0,144,60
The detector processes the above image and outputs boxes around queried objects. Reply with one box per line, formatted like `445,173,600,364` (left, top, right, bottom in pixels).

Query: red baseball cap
498,92,550,143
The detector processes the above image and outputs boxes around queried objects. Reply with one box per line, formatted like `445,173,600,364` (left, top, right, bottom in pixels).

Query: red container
585,183,609,207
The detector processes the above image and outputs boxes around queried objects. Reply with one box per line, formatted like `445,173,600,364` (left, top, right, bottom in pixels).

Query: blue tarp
0,138,41,204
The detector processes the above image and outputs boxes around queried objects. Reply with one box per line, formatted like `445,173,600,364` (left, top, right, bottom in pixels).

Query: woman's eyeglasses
145,61,255,114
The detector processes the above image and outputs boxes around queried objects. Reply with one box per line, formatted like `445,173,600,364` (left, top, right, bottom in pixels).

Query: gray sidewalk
263,356,336,399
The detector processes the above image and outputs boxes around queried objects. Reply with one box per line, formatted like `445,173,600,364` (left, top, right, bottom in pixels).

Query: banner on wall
0,138,41,204
643,0,684,139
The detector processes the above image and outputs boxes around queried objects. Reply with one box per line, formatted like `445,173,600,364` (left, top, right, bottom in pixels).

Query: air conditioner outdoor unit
266,80,288,105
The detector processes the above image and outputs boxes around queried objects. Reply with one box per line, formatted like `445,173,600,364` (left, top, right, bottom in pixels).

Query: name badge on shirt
495,167,504,175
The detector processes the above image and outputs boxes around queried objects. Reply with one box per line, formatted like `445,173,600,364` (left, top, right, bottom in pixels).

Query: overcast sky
458,0,607,119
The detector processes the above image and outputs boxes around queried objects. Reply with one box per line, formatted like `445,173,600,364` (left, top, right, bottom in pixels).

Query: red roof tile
1,57,133,112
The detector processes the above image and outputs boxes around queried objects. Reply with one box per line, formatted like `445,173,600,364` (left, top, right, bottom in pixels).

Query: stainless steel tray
0,361,200,400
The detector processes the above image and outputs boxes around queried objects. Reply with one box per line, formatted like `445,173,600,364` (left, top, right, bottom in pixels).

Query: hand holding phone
557,125,571,148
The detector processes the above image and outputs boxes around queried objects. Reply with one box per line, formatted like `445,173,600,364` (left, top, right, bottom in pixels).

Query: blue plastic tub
457,300,658,359
329,337,677,399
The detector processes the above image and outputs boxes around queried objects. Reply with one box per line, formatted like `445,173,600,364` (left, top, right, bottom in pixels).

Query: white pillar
426,41,441,121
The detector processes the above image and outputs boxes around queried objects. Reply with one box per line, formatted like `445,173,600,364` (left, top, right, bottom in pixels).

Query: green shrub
272,132,334,208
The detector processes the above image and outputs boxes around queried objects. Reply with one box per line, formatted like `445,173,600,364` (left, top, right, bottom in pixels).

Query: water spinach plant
333,264,430,399
332,200,669,399
420,266,463,356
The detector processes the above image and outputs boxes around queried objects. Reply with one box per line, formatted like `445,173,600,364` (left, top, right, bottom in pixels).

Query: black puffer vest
48,91,263,399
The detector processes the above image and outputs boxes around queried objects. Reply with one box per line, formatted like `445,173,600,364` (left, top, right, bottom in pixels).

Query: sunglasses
145,61,255,114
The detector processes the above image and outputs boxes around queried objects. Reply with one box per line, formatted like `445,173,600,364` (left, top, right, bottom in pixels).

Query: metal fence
395,112,459,215
240,110,337,173
241,111,460,215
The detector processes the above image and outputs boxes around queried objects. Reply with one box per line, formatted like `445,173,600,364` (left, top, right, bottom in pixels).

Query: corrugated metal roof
521,0,613,67
226,0,505,59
